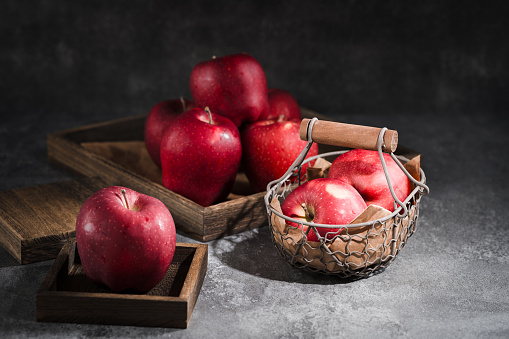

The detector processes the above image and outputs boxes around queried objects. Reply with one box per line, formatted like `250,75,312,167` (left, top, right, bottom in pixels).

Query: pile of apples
144,53,318,207
75,53,322,293
281,148,413,242
74,53,415,292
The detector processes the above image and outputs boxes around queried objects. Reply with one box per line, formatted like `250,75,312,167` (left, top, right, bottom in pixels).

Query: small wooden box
36,241,208,328
46,109,322,242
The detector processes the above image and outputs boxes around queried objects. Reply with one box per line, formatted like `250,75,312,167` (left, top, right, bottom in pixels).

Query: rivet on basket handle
299,119,398,153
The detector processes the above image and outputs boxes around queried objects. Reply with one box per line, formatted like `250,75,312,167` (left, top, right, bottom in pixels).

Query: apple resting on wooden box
75,186,177,293
34,184,208,328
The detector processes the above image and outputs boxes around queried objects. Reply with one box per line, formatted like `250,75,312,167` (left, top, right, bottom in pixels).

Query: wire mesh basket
264,118,429,278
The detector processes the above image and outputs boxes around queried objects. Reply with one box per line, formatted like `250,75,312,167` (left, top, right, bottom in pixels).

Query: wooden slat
0,178,107,264
36,241,207,328
203,191,267,241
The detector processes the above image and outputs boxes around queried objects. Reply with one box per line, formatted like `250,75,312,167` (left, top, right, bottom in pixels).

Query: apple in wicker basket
241,115,319,193
160,107,242,207
328,149,412,211
281,178,367,242
144,97,195,167
190,53,269,127
76,186,176,293
265,88,302,121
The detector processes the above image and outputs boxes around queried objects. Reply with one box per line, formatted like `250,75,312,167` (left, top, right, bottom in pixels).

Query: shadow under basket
265,118,429,278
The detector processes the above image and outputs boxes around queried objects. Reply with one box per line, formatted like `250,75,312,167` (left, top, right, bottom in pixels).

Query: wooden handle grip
299,119,398,153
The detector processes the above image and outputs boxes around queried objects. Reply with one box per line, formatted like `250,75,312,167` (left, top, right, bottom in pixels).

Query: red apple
144,97,195,167
189,53,269,127
281,178,367,242
241,116,319,193
266,88,301,121
328,149,412,211
160,107,242,206
76,186,176,293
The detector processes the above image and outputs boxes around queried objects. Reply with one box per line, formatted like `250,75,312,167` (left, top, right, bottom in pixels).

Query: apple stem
277,114,285,123
179,96,186,111
121,189,130,210
301,203,314,220
204,107,213,124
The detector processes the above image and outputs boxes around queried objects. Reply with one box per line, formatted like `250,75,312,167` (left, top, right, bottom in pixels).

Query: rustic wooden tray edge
36,241,208,329
0,177,111,265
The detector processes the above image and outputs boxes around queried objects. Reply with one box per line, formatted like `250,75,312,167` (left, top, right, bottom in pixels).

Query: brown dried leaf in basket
270,197,304,248
297,205,394,273
297,241,332,271
305,157,332,181
270,196,389,272
270,197,329,271
329,205,393,270
270,195,417,273
335,203,416,271
403,154,421,181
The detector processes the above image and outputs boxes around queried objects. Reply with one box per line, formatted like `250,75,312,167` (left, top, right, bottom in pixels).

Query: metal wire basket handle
265,118,429,221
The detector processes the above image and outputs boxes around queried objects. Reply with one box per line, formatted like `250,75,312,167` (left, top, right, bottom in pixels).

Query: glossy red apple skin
328,149,412,211
160,107,242,207
241,116,319,193
76,186,176,293
281,178,367,242
266,88,302,121
144,98,195,167
189,53,269,127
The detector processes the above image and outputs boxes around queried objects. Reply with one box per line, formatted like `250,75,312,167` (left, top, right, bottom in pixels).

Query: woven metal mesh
268,180,423,278
264,122,429,278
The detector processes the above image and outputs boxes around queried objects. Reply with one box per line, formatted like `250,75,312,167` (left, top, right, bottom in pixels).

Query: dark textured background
1,0,508,190
2,0,508,118
1,1,509,337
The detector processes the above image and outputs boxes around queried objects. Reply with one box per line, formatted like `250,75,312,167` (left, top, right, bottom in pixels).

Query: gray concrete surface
1,110,507,338
1,1,508,338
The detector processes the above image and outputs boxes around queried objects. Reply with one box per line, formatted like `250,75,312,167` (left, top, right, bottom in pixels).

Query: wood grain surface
299,118,398,153
36,241,208,328
0,177,108,264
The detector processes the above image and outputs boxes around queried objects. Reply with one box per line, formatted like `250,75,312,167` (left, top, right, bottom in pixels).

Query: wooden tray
46,108,323,242
36,241,208,328
0,177,108,264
